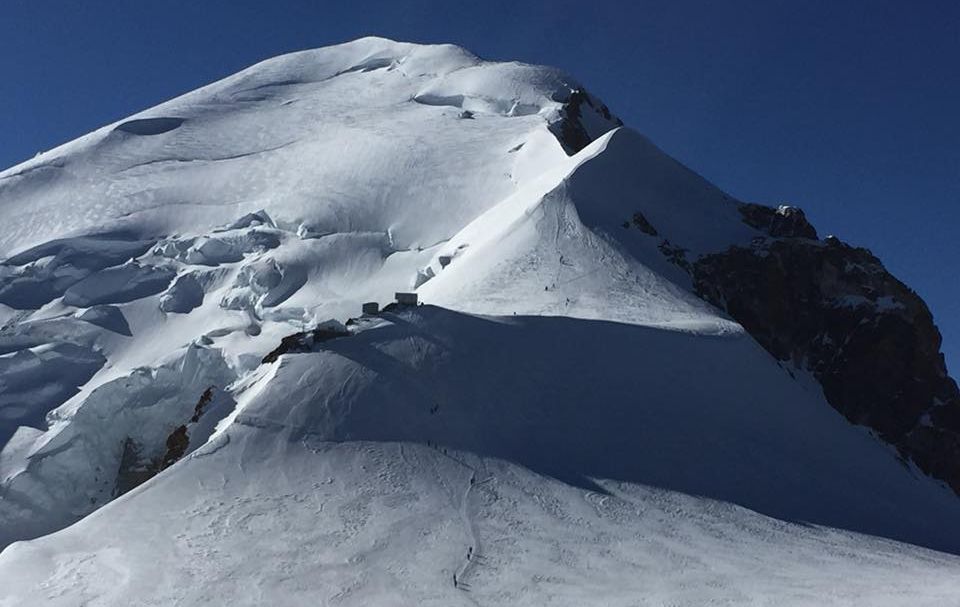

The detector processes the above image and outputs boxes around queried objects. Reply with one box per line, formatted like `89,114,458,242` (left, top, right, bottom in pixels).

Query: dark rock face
658,240,691,272
622,211,658,236
112,386,222,496
549,88,623,155
191,386,215,423
689,214,960,493
738,203,818,239
160,426,190,470
262,323,351,363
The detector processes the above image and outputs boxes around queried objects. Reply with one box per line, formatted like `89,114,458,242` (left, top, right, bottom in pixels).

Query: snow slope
4,307,960,605
1,37,959,604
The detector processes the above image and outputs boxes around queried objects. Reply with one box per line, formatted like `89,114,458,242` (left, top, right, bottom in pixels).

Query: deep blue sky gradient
2,1,958,371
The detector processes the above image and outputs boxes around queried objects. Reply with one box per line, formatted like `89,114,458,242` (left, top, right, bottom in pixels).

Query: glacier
0,36,959,605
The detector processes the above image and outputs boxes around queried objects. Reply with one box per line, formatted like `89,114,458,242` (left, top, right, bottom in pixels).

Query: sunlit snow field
1,37,958,605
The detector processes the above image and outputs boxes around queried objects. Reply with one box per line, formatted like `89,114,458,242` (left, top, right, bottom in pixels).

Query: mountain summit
1,37,959,605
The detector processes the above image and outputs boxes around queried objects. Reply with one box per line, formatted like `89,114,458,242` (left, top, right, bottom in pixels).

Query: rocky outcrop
160,426,190,470
549,88,622,155
622,211,659,236
262,321,351,363
738,203,818,239
687,208,960,493
113,386,224,496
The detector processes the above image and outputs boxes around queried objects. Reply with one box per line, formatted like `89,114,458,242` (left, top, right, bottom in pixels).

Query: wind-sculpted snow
0,36,958,605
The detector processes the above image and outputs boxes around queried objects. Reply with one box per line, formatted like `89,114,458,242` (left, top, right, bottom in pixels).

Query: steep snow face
417,128,754,328
1,36,960,604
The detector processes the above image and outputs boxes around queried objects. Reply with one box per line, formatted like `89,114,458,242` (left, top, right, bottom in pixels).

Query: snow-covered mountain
1,37,959,605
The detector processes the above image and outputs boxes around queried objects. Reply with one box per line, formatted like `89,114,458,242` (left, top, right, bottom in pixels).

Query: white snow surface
1,36,959,604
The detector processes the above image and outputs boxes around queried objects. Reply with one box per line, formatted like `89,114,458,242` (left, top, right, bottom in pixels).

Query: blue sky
2,0,958,371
